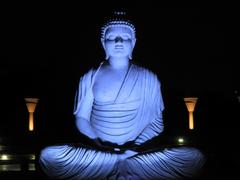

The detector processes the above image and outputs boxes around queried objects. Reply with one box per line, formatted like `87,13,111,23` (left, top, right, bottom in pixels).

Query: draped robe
39,62,205,179
74,63,164,145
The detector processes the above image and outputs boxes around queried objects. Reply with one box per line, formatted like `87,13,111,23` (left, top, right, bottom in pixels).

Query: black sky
1,6,234,93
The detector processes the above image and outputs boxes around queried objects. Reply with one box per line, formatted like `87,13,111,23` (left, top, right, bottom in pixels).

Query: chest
93,68,128,102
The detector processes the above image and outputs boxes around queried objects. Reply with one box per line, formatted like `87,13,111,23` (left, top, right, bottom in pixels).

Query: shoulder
132,62,162,85
80,63,102,80
132,62,157,76
78,68,93,81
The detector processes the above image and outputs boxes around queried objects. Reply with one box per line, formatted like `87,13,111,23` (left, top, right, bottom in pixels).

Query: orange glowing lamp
25,98,39,131
184,97,198,130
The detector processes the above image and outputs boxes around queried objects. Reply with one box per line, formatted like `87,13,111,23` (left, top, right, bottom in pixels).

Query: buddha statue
39,12,205,179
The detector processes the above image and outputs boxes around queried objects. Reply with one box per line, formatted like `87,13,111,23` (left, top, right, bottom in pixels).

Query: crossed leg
123,146,205,179
40,145,119,180
39,145,205,180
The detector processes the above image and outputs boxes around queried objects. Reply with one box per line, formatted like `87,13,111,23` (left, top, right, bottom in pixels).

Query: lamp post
25,98,39,131
184,97,198,130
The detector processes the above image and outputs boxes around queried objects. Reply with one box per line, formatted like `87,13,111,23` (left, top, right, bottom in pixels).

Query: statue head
101,12,136,60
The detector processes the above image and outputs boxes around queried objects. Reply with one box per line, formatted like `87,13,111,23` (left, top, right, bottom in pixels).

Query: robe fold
73,63,164,145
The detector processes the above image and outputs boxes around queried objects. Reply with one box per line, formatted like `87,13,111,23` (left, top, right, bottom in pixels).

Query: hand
119,150,138,161
124,150,138,158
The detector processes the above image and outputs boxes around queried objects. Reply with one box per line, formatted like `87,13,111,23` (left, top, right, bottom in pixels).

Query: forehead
105,26,132,36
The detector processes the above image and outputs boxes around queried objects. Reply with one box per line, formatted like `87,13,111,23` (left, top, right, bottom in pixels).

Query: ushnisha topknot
101,11,136,40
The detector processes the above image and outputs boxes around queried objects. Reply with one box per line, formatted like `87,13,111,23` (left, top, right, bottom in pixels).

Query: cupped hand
119,150,138,161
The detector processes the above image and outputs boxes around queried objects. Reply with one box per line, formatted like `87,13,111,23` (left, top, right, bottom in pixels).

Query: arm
75,117,98,139
134,72,165,145
134,115,164,145
73,69,96,138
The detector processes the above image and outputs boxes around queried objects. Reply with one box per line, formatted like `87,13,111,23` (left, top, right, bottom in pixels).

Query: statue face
102,26,136,59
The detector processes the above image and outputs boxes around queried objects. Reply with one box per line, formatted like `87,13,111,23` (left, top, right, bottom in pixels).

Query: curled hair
101,11,136,40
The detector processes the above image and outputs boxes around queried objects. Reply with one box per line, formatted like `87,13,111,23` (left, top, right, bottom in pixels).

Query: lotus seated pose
39,12,205,180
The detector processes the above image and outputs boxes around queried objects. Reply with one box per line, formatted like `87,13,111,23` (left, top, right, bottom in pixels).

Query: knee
167,146,206,163
40,147,50,159
180,146,204,157
39,146,63,163
170,146,202,153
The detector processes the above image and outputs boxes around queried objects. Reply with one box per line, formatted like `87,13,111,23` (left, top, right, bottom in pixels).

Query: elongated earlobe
128,53,132,60
129,39,136,60
105,54,109,60
101,38,109,60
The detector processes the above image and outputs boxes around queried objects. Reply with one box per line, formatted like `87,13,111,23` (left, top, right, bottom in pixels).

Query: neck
108,57,130,70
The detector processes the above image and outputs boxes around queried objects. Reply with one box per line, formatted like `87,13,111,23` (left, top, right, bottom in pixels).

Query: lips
115,45,123,49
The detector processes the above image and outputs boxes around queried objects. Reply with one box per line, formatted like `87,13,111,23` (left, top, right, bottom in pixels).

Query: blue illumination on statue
39,12,205,179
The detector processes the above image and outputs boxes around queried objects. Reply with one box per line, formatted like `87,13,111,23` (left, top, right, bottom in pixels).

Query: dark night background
0,2,239,179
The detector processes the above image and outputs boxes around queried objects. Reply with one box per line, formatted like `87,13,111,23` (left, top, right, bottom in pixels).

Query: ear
101,38,109,60
101,38,106,50
132,38,136,48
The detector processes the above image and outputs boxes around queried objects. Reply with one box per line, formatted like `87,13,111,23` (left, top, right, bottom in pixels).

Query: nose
115,36,123,43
